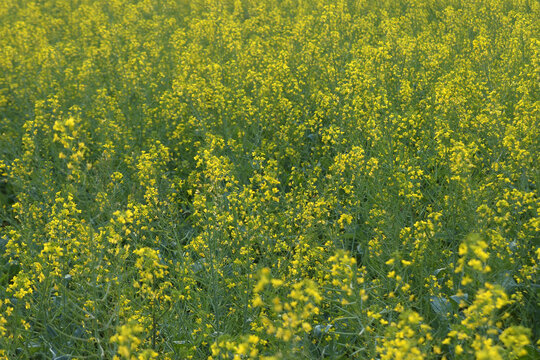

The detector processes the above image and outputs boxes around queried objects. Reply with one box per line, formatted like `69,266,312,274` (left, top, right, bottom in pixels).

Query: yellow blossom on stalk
133,247,171,303
456,233,492,279
111,321,157,360
499,326,531,358
377,311,431,360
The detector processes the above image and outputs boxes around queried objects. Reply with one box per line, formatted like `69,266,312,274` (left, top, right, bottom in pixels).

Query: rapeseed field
0,0,538,359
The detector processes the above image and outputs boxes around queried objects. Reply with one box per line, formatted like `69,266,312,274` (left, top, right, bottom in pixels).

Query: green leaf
430,296,452,319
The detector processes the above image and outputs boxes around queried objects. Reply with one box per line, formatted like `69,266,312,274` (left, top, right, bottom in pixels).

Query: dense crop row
0,0,538,359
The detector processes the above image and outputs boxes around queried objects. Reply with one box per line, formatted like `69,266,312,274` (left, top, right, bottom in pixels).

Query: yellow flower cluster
442,284,533,359
456,233,492,285
253,269,321,335
133,247,171,303
377,311,432,360
111,320,158,360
